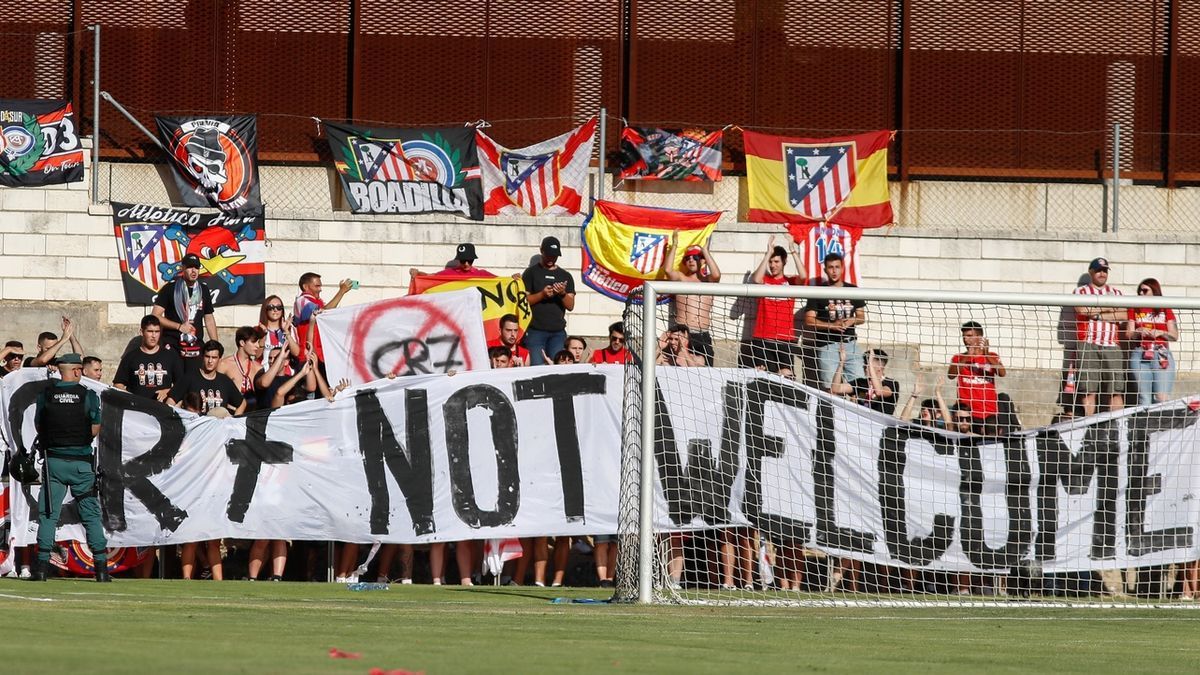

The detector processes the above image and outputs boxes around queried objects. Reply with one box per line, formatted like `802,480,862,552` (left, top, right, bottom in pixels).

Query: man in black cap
29,353,109,582
409,242,496,280
521,236,575,365
152,253,218,371
1072,256,1125,416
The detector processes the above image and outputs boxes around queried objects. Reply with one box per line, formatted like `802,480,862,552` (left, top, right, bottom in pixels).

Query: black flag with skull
155,115,262,215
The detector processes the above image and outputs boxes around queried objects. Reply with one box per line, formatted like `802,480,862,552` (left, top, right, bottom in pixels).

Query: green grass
2,579,1199,673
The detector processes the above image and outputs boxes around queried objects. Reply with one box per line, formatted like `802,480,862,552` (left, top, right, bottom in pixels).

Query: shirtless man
660,232,721,365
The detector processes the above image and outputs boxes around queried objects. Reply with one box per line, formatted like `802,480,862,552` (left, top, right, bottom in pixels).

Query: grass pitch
2,580,1198,673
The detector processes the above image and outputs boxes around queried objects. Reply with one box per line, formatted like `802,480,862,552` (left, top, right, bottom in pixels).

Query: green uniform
34,380,107,566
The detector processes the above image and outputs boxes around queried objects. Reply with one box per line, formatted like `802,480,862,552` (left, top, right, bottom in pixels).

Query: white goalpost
615,281,1200,606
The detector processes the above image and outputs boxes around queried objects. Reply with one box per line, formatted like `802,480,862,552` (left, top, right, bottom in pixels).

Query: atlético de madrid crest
784,142,856,221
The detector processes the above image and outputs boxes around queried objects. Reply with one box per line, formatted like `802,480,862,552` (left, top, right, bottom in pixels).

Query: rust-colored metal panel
225,1,351,160
82,1,222,159
9,0,1196,179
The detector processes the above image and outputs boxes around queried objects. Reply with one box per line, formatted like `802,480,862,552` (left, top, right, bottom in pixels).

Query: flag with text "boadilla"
744,129,893,228
477,118,597,217
325,121,484,220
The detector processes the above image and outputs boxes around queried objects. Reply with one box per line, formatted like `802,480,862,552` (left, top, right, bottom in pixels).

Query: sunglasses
5,354,22,361
683,255,702,262
266,304,285,310
610,336,625,343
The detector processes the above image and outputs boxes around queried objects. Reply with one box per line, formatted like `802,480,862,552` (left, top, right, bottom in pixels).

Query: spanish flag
408,272,530,344
745,130,893,228
581,200,721,302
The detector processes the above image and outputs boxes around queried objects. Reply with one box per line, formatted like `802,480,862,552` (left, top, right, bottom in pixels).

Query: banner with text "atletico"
581,200,720,303
745,130,893,228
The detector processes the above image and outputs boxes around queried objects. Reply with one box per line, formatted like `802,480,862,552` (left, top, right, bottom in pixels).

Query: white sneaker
335,576,348,583
18,566,31,580
400,578,413,585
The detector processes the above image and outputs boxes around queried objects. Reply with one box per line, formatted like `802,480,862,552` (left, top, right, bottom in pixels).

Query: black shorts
688,330,714,366
743,339,795,374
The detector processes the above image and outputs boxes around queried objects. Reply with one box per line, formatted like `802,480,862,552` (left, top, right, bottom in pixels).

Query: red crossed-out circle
348,296,475,383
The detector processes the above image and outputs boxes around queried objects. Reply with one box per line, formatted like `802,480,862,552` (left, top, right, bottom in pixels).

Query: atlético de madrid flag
325,122,484,220
111,202,266,307
581,200,720,303
617,126,723,182
477,118,597,217
155,115,261,215
745,130,892,228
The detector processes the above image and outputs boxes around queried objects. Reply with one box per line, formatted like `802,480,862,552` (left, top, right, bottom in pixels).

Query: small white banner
316,288,490,385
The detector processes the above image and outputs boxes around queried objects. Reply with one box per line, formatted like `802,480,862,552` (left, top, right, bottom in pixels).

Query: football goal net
614,281,1200,607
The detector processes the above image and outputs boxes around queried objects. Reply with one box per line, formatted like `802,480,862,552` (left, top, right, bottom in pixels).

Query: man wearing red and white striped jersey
1072,257,1125,416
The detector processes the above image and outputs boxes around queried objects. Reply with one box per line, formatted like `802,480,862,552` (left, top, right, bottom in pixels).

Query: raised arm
751,235,776,285
661,232,683,281
699,243,722,282
899,376,925,421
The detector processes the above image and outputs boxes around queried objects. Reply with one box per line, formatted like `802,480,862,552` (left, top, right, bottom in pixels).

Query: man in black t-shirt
152,254,218,369
521,236,575,366
114,315,184,401
167,340,245,415
802,253,867,390
833,347,899,416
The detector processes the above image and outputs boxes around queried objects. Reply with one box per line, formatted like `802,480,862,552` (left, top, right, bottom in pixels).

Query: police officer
29,353,110,582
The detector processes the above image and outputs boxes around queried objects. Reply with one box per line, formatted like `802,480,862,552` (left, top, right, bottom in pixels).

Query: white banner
652,368,1200,572
3,366,1198,573
316,288,490,385
1,365,621,547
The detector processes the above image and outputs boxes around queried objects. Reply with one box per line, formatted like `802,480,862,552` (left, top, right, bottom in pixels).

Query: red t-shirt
752,274,801,341
487,339,529,365
293,292,326,362
1127,307,1176,347
590,347,632,364
951,352,1000,418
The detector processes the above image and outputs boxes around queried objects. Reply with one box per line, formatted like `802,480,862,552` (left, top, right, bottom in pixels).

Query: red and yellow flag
744,130,893,228
408,272,530,344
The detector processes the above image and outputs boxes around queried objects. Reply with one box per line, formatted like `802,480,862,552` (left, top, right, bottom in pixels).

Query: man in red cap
659,232,722,365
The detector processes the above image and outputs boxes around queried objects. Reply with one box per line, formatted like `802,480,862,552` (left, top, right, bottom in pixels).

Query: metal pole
100,92,170,154
596,107,607,203
1112,122,1120,234
637,282,658,604
90,24,100,204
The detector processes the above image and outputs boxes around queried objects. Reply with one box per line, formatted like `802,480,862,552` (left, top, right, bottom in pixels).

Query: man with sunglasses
590,321,633,364
0,341,23,377
660,232,721,365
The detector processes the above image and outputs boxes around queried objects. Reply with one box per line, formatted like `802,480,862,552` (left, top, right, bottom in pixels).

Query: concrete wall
4,155,1199,423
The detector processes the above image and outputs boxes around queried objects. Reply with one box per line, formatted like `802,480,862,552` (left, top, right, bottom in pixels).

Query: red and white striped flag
477,118,597,217
787,222,863,286
482,538,523,577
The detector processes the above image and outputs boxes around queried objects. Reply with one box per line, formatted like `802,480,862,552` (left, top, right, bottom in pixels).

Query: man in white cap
29,353,109,582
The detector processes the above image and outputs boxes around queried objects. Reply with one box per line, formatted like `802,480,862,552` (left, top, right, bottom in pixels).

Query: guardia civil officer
28,353,110,582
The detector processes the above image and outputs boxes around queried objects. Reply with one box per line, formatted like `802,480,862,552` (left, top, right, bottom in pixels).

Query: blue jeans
524,329,566,366
816,340,863,388
1129,347,1176,406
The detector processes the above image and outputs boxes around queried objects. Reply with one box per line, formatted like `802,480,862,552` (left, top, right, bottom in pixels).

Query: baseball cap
55,353,83,366
181,253,203,269
1088,257,1110,271
455,243,477,262
684,245,704,257
541,236,562,257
